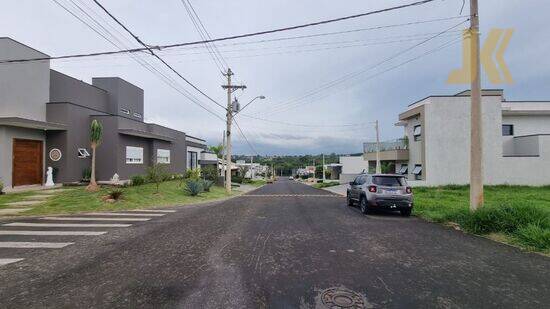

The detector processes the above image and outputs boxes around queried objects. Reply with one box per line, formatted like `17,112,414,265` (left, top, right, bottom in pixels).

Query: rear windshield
372,176,407,187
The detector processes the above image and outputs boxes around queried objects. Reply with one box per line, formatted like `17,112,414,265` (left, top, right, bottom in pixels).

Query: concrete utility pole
222,68,246,193
322,153,326,182
222,130,226,187
375,120,381,174
469,0,483,210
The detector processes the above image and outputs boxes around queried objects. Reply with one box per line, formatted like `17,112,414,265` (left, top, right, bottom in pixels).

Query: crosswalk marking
0,258,24,266
128,209,176,213
40,217,151,222
0,230,107,236
85,212,165,217
0,242,73,248
4,223,131,228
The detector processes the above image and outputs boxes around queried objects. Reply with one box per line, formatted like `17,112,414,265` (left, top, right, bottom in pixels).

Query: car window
372,176,406,187
353,176,361,184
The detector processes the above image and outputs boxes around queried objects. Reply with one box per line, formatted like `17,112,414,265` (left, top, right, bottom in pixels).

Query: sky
1,0,549,155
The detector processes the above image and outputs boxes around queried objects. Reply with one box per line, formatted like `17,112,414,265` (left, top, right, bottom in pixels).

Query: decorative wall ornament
49,148,62,162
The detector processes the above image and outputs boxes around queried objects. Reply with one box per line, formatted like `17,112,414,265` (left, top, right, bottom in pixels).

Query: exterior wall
50,70,109,112
340,156,369,174
92,77,144,120
401,94,550,186
0,125,45,187
0,38,49,122
46,103,109,183
423,96,503,186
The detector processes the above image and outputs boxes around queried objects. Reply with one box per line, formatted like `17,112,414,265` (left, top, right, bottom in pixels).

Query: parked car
289,176,294,180
346,174,413,216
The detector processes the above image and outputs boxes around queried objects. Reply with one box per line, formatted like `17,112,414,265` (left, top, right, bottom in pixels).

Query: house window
120,108,130,115
187,151,198,169
413,125,422,141
412,164,422,180
77,148,91,158
398,164,408,175
126,146,143,164
502,124,514,136
133,112,142,119
157,149,170,164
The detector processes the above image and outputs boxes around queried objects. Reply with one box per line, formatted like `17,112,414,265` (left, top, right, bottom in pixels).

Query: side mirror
349,181,355,185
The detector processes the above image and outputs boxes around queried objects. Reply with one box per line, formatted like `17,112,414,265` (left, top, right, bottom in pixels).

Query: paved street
1,179,549,308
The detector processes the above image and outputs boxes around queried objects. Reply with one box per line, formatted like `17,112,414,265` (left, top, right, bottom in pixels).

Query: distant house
372,89,550,186
0,37,209,188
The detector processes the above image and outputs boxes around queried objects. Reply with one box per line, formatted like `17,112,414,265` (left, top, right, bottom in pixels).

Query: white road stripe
0,258,24,266
85,212,165,217
128,209,176,213
0,230,107,236
40,217,150,222
0,242,73,248
4,223,131,228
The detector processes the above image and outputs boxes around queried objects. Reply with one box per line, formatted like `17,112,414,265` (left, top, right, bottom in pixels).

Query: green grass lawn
413,185,550,254
246,179,267,187
313,181,340,189
4,181,235,216
0,191,37,207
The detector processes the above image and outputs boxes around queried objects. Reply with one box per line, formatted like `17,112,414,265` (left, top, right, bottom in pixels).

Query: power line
1,0,438,64
233,117,260,156
179,0,227,74
52,0,225,122
248,19,469,117
91,0,226,110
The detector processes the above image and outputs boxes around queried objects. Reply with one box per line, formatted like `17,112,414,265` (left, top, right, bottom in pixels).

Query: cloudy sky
1,0,549,155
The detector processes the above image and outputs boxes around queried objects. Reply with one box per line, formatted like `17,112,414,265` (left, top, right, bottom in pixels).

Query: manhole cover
319,287,366,309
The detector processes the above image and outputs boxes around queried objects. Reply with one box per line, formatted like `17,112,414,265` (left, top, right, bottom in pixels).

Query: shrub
184,180,203,196
108,189,123,201
201,179,214,192
186,168,201,180
147,163,168,193
232,175,243,184
458,203,548,235
514,224,550,251
82,168,91,182
131,175,146,186
0,180,4,195
202,165,218,182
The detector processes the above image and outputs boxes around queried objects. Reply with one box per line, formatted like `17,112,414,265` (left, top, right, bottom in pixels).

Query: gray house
0,37,206,188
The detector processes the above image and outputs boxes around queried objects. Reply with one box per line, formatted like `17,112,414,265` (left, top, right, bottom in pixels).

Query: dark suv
346,174,413,216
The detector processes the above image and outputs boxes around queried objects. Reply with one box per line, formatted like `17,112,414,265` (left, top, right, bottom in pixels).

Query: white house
386,89,550,186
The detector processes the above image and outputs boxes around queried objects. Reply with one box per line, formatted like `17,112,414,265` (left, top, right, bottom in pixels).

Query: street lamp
236,95,266,114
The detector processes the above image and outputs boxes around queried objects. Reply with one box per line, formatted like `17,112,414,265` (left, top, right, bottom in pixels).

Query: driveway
0,179,548,308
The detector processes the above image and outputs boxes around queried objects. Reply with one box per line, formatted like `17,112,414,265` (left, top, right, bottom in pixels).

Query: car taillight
368,185,377,193
406,187,412,194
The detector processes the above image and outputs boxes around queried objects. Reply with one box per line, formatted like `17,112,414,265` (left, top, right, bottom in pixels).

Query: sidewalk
318,184,348,196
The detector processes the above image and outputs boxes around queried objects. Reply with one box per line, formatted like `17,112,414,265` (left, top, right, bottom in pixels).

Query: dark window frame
502,124,514,136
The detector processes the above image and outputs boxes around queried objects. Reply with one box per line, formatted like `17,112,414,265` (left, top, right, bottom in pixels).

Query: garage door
12,139,43,187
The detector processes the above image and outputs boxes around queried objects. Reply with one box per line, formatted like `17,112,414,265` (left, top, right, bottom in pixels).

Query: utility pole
469,0,483,210
222,130,226,187
375,120,381,174
322,153,326,182
222,68,246,192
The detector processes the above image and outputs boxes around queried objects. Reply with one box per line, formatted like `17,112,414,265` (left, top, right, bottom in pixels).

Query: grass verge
313,181,340,189
7,180,236,216
413,185,550,254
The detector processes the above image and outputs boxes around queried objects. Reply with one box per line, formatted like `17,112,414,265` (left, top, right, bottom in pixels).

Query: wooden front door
12,139,43,187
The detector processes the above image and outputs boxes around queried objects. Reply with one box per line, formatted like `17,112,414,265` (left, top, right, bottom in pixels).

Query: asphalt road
0,179,549,308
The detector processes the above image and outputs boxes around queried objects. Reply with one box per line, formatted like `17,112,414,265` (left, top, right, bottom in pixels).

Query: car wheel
346,193,353,206
360,197,368,214
400,209,412,217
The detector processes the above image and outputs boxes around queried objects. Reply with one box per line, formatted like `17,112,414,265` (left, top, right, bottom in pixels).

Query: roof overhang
119,129,174,142
0,117,66,130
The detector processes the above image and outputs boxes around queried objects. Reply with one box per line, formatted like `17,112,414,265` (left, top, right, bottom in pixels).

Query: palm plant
86,120,102,191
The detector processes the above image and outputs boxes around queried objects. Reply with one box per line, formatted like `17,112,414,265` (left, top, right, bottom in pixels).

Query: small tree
238,165,250,179
147,163,167,194
209,144,224,159
87,120,102,191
